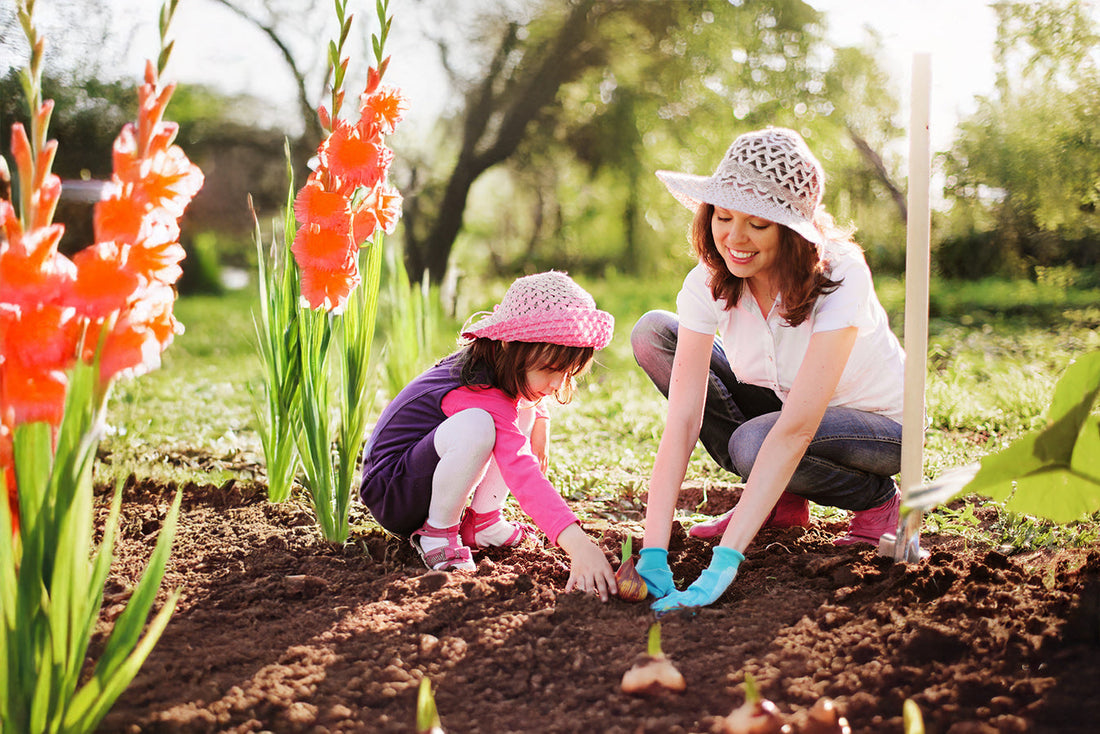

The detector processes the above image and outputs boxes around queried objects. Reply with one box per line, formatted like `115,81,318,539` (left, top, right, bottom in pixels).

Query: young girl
359,271,619,600
633,127,906,612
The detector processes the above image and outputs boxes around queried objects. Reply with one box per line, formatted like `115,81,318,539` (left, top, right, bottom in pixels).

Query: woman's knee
632,311,677,389
631,311,675,356
728,418,772,477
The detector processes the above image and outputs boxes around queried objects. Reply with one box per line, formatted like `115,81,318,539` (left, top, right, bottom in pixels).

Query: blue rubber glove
651,546,744,612
635,547,675,598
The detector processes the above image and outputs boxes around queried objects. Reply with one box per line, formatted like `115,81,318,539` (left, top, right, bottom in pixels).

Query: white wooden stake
887,52,932,561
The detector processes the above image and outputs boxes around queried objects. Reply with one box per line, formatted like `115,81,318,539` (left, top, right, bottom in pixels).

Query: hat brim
656,170,825,248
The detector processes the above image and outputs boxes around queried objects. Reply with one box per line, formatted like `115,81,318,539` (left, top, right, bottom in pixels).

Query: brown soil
93,474,1100,734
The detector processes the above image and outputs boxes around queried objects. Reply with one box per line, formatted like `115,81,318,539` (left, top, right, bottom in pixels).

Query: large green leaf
963,351,1100,523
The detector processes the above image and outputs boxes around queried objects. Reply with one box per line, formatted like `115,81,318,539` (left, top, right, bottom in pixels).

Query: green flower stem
250,145,303,502
2,361,181,734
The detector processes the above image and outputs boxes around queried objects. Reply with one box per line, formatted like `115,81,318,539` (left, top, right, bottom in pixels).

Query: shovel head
878,462,981,562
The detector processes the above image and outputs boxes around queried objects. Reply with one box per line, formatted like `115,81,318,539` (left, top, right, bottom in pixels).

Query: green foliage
1,361,180,734
940,0,1100,277
962,351,1100,523
377,242,452,400
441,0,908,281
250,169,303,502
415,678,442,734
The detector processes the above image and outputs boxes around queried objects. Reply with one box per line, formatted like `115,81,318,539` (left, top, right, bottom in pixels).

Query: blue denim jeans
631,310,900,511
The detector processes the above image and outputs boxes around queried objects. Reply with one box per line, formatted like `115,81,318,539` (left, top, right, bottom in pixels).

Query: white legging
427,406,535,528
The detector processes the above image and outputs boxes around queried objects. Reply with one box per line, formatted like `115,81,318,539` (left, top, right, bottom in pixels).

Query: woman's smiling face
710,206,781,284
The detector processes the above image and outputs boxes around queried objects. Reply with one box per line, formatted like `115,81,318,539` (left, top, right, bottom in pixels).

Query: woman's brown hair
454,338,595,404
690,203,847,327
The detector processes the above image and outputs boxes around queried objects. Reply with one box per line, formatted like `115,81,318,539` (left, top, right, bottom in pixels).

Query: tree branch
847,124,907,222
208,0,323,149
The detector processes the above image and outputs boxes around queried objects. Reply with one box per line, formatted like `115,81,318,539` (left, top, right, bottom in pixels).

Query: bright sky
167,0,1006,152
0,0,1044,152
810,0,1001,151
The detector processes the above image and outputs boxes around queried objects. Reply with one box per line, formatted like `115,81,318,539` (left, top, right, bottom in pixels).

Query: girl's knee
438,408,496,458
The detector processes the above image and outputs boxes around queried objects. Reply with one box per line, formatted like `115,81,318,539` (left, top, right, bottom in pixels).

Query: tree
939,0,1100,277
206,0,328,156
401,0,908,285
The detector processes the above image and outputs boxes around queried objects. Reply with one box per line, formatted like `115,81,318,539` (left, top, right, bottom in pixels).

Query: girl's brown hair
455,338,596,404
690,203,848,327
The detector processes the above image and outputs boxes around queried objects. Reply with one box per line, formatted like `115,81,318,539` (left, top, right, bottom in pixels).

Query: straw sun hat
656,127,826,247
461,271,614,350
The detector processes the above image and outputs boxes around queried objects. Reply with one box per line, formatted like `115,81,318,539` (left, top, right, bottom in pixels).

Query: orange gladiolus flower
0,225,76,310
320,121,392,190
370,183,403,235
70,242,140,320
292,224,356,272
294,178,352,233
92,283,180,385
112,126,204,218
359,84,408,135
3,303,78,372
93,183,147,243
349,202,378,246
291,60,405,313
299,262,361,313
1,360,69,427
126,239,187,287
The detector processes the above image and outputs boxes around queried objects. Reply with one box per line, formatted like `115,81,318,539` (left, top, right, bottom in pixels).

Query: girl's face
711,206,781,285
522,366,571,401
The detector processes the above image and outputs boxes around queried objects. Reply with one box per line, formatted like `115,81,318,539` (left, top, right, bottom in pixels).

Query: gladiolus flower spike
255,0,405,542
1,3,196,732
291,0,405,313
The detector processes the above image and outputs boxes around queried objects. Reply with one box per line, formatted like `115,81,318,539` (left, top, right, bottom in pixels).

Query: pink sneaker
834,491,901,546
688,492,810,539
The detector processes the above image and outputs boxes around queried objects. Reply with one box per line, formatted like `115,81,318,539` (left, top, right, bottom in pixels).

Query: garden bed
94,473,1100,734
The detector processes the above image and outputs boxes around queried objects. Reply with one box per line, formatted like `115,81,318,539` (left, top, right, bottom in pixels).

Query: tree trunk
404,0,603,285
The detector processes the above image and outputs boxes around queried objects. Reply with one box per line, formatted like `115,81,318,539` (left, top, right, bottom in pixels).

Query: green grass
100,271,1100,550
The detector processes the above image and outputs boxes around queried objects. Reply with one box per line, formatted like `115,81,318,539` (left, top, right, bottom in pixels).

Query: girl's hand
530,416,550,473
557,523,617,601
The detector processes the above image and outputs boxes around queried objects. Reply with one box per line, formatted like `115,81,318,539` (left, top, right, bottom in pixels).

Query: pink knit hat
461,271,614,349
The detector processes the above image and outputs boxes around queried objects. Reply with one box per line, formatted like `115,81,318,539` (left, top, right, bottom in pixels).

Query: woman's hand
558,523,617,601
636,547,675,598
651,546,744,612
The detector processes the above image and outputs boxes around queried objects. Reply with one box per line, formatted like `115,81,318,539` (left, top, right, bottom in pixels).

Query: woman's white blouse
675,247,905,423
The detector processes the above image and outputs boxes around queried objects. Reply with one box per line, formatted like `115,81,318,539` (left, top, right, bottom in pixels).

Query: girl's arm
643,326,716,549
530,414,550,474
719,326,859,551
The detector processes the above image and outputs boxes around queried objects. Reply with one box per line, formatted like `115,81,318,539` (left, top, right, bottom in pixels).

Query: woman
632,127,905,612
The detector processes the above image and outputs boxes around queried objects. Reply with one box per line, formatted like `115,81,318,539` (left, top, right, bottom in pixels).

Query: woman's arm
643,326,716,549
719,326,859,551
